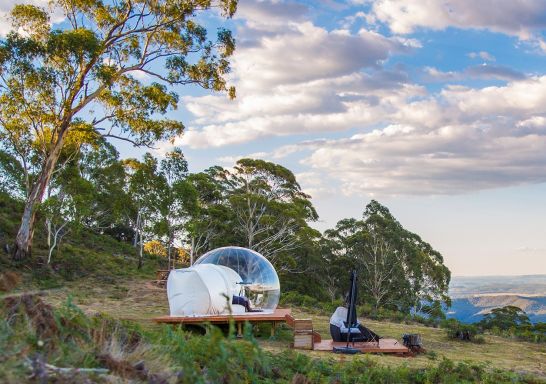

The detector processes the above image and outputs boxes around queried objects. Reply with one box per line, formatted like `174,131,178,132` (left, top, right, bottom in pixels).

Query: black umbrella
333,270,359,354
345,270,358,329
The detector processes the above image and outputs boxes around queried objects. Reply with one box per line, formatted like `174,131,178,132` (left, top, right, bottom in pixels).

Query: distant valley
447,275,546,323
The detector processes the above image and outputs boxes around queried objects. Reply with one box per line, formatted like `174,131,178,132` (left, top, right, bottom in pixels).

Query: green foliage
0,193,161,287
322,200,451,313
183,158,321,272
477,306,545,343
358,303,441,327
280,292,443,328
479,306,531,330
280,291,343,315
1,0,238,260
442,318,484,343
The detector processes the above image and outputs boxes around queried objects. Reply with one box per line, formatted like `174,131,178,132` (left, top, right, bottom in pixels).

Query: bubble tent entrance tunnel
194,246,280,312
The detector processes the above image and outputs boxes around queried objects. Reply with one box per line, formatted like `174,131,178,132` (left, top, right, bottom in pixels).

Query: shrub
478,307,545,343
479,306,531,331
442,318,482,342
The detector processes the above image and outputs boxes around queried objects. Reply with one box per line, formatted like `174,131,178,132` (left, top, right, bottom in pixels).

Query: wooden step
293,319,313,332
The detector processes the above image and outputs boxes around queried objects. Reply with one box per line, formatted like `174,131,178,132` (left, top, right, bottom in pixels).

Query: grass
25,276,544,380
285,309,546,377
0,193,164,291
2,288,544,383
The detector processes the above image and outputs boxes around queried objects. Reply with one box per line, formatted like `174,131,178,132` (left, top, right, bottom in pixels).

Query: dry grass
280,309,546,378
44,278,168,327
41,277,546,379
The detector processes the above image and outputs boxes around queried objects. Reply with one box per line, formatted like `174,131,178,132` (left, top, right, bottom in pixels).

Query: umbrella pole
334,270,359,354
346,270,356,348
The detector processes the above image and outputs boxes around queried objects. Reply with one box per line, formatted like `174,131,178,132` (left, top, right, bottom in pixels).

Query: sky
2,0,546,277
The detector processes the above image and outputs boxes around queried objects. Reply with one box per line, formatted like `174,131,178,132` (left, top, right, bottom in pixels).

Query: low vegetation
1,292,544,384
477,306,546,343
442,319,485,343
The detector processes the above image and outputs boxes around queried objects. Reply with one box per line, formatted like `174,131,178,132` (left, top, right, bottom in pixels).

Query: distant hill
448,275,546,323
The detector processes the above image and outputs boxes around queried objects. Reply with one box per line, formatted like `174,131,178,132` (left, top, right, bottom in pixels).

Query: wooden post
237,322,243,338
270,321,276,338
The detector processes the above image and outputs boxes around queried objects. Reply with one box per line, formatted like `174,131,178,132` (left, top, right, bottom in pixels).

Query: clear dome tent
195,246,280,313
166,247,280,316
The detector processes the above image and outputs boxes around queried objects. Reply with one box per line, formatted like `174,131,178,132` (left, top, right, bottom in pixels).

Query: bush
358,304,439,327
442,318,483,342
280,291,343,314
478,307,545,343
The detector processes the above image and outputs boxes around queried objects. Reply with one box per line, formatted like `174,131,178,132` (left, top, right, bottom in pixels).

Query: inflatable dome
167,264,245,316
195,246,280,313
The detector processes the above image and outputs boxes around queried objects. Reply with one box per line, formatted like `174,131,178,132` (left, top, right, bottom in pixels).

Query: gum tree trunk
12,136,65,261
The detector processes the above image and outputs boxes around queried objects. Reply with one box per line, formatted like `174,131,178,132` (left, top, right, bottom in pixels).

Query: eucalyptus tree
0,150,26,198
184,167,232,264
124,154,164,269
156,148,197,268
324,200,451,312
223,159,319,271
479,306,531,331
0,0,237,261
78,141,130,238
42,164,94,264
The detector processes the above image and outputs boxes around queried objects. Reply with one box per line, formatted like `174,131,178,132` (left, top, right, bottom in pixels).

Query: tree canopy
322,200,451,312
0,0,238,260
479,306,531,331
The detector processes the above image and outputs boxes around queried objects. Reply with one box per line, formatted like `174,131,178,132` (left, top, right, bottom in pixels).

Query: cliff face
447,275,546,323
448,295,546,323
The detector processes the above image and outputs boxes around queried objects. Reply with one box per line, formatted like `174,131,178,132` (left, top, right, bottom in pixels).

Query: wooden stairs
285,313,321,350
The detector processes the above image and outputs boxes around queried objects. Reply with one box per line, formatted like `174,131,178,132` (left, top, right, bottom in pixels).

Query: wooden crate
294,332,314,350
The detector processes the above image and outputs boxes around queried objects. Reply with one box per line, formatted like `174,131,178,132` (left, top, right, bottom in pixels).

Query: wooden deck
313,338,410,354
154,308,291,324
153,308,292,337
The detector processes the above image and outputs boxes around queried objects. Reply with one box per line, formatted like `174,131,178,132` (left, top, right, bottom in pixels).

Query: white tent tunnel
167,246,280,316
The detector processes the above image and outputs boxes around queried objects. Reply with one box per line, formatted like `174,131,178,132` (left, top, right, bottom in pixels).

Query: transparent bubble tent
167,247,280,316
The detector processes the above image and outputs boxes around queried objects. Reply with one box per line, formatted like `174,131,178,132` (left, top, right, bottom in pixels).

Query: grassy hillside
0,193,163,290
38,277,546,379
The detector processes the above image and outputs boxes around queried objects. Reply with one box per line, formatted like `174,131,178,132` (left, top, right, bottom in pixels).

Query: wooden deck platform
313,338,410,354
153,308,292,337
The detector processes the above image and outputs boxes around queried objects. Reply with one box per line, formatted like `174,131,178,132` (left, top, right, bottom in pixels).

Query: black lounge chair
329,306,380,343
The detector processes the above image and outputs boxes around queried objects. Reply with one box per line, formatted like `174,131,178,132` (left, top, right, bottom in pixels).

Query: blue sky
2,0,546,276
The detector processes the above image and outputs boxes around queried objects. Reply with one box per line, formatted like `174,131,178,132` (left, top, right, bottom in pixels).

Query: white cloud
163,0,546,196
232,22,406,90
0,0,64,37
178,0,416,149
424,64,526,82
217,151,268,165
299,76,546,195
468,51,495,62
368,0,546,46
294,171,337,198
236,0,308,28
516,246,546,254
